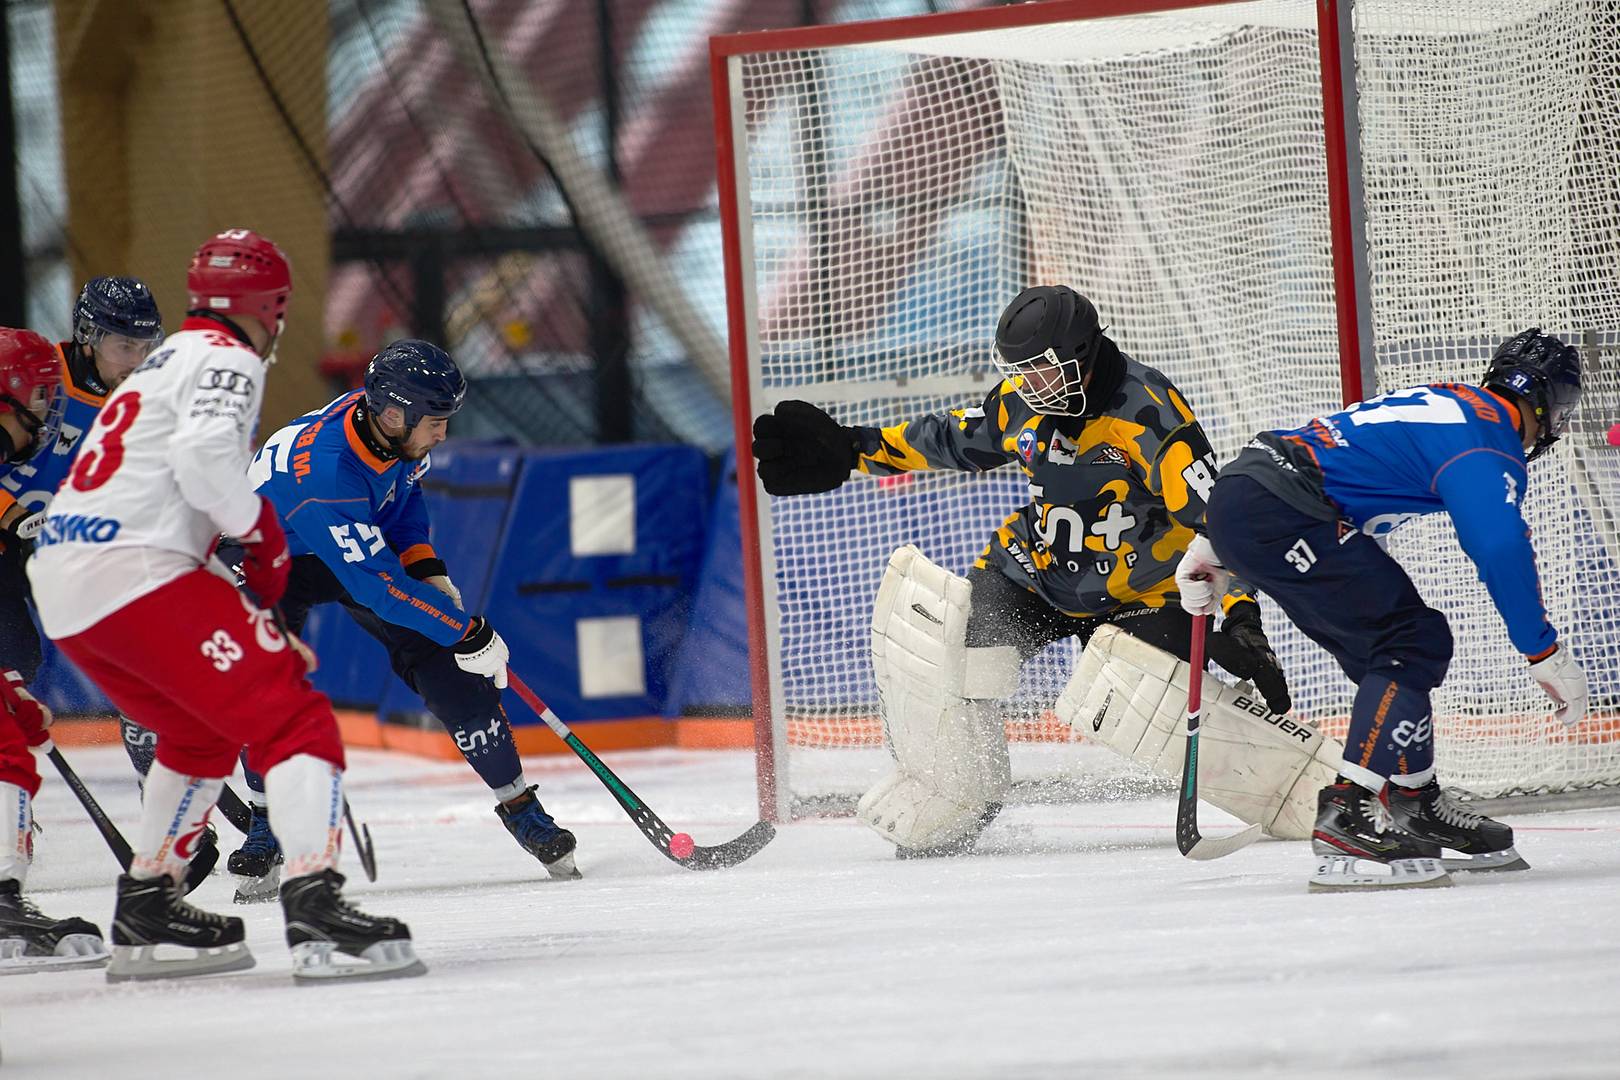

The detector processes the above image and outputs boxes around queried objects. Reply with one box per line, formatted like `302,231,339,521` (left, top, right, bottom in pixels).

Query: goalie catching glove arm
1206,600,1292,715
751,400,860,496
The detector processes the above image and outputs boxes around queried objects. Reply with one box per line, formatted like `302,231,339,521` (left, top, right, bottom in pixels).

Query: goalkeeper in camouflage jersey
753,285,1290,856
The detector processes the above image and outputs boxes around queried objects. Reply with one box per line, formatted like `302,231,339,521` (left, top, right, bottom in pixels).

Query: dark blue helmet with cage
1482,328,1582,463
363,339,466,434
74,276,163,351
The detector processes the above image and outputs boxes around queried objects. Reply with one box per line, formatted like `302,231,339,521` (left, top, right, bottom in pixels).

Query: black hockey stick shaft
216,782,253,833
47,744,217,892
47,745,133,868
506,669,775,870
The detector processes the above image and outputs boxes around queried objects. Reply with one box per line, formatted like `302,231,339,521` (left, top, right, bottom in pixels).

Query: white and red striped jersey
29,318,267,638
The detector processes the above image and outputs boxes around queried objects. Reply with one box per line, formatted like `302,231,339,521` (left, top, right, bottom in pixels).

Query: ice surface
4,745,1618,1079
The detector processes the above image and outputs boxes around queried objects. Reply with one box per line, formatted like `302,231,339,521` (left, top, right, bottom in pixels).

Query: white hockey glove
1529,644,1587,727
424,574,463,610
455,617,509,689
10,511,42,542
1175,534,1230,616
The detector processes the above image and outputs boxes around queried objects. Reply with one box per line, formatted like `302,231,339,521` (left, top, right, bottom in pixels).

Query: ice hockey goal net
712,0,1620,820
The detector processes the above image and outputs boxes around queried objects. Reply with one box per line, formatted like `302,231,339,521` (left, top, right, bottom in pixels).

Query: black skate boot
0,879,109,974
496,786,580,880
1309,782,1449,892
227,804,283,904
1384,780,1528,872
106,873,254,982
280,868,425,983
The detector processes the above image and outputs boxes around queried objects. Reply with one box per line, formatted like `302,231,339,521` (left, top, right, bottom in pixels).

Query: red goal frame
709,0,1372,822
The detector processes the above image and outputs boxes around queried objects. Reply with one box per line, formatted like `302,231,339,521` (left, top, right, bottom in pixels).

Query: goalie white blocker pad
857,546,1021,854
1057,624,1340,839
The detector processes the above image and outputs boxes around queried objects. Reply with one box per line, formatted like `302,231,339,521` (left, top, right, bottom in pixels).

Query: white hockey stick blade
1181,822,1264,861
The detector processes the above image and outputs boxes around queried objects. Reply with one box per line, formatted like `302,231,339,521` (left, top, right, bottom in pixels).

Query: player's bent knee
1056,624,1341,839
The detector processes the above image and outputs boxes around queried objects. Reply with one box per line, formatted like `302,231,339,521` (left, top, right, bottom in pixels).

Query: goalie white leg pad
1056,624,1341,840
858,546,1014,853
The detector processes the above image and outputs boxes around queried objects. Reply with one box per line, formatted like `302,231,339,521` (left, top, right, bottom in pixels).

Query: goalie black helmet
993,285,1103,416
1482,328,1582,463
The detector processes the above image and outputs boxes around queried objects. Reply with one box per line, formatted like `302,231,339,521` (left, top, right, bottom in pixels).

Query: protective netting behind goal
725,0,1620,813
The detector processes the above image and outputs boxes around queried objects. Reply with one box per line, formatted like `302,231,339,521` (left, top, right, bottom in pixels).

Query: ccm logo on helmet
198,369,255,395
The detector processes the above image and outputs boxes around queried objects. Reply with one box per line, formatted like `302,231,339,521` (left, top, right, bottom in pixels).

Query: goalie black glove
1206,601,1292,715
751,400,859,496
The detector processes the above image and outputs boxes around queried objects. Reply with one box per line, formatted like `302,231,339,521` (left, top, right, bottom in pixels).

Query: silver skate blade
291,940,428,983
1182,823,1263,861
1441,847,1531,873
544,850,582,881
0,934,110,975
106,942,255,983
232,863,284,905
1309,854,1451,892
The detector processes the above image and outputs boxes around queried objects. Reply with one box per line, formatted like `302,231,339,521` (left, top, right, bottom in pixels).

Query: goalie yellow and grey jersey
852,355,1222,618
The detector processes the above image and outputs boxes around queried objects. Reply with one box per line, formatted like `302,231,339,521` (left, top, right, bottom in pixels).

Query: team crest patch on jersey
1092,445,1131,470
1048,431,1079,465
1016,428,1038,465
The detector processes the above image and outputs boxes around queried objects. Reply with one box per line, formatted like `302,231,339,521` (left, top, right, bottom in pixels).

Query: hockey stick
46,745,217,893
216,782,253,834
1176,615,1263,860
505,669,776,870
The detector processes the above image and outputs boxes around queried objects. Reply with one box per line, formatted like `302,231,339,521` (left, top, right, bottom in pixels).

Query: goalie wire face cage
711,0,1620,823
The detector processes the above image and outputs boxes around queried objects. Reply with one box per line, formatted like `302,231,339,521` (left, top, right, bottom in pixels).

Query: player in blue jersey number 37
1176,329,1585,891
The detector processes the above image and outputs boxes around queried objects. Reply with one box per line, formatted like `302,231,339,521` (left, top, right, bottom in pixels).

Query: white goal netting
722,0,1620,815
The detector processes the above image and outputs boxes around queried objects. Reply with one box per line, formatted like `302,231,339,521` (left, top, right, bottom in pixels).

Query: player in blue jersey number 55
1176,329,1584,891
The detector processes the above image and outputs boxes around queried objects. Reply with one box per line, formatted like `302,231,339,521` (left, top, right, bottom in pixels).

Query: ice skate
106,874,255,982
1309,782,1450,892
281,869,425,983
1384,780,1528,872
228,804,284,904
0,879,109,974
495,786,580,880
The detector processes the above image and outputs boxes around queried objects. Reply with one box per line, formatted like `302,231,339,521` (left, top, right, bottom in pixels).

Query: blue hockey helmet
1482,328,1582,463
74,276,163,351
363,339,467,432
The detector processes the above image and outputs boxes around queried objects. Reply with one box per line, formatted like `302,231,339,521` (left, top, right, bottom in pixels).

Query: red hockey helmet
186,228,293,333
0,328,64,456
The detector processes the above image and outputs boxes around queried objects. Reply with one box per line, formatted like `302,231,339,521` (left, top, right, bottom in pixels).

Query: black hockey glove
1205,601,1292,715
751,400,860,496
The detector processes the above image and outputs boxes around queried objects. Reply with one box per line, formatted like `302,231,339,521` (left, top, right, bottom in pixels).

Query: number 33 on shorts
201,629,244,671
1284,538,1317,574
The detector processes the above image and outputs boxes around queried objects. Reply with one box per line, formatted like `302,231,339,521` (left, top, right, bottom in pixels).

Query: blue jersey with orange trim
1222,383,1554,656
0,344,109,522
249,391,468,645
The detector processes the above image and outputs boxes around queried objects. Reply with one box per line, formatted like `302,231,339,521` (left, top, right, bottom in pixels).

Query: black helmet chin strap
353,399,404,460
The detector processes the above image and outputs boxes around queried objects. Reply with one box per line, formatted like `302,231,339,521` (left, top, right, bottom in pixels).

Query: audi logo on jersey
198,369,256,395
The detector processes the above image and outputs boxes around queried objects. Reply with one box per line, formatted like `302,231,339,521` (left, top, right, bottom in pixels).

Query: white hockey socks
0,782,30,887
264,755,344,880
133,764,223,882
